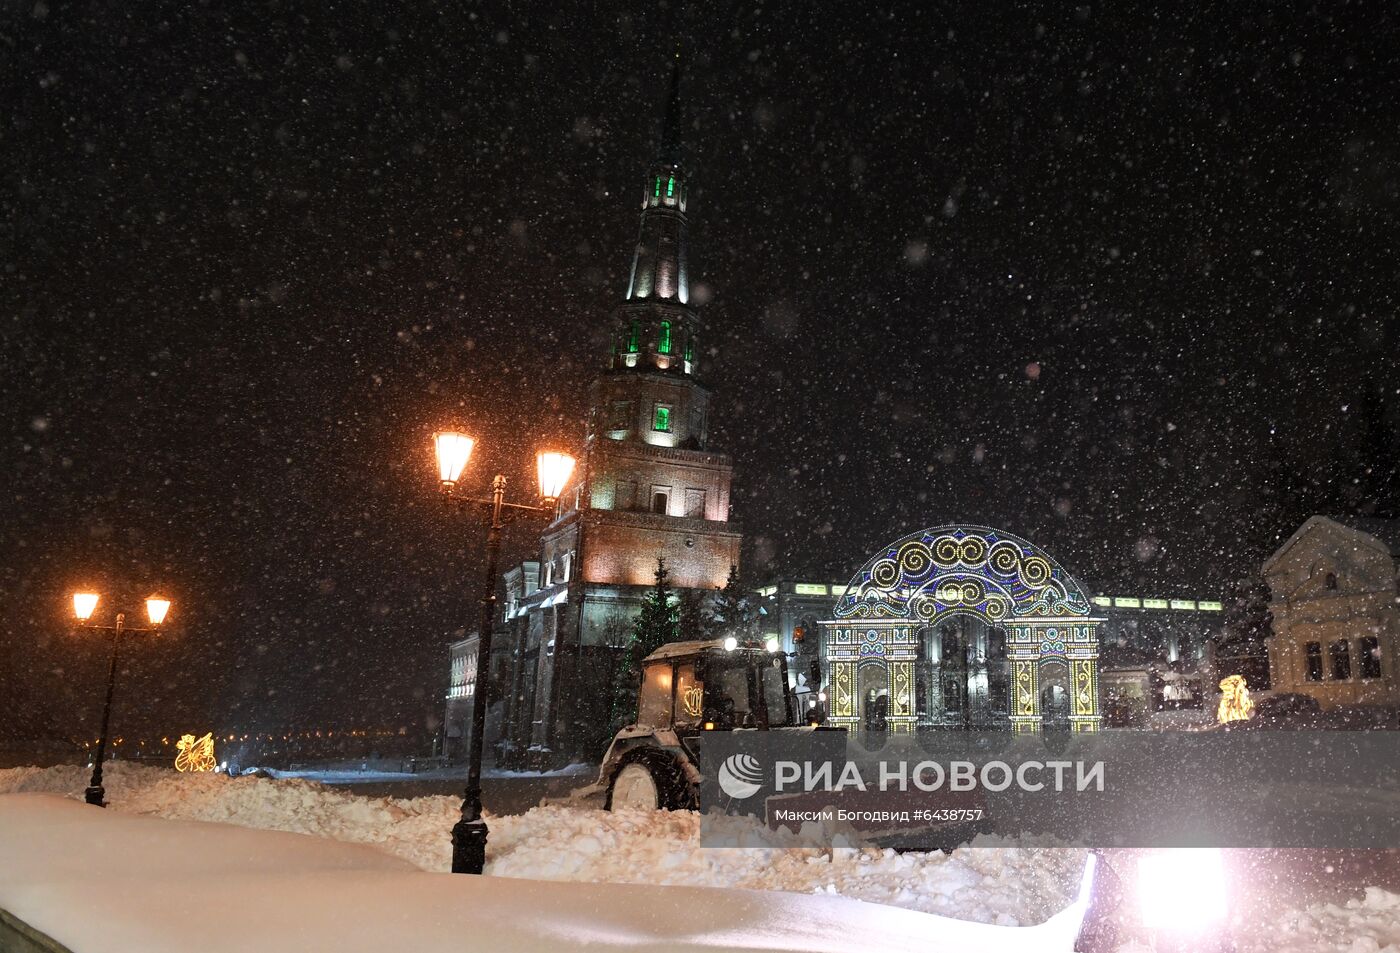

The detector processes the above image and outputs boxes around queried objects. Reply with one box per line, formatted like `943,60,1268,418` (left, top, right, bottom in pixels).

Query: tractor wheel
604,750,698,812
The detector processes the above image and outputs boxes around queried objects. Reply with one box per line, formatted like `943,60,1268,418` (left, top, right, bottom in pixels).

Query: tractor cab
637,637,798,733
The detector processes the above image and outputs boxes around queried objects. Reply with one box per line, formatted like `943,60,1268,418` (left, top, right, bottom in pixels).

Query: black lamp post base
450,817,488,874
84,785,106,807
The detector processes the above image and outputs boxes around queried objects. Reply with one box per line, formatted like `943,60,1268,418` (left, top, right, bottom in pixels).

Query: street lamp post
431,432,575,875
72,592,172,807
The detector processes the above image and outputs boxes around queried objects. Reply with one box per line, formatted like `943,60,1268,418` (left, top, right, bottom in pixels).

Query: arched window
666,176,675,197
1326,572,1338,591
658,321,672,354
626,321,640,353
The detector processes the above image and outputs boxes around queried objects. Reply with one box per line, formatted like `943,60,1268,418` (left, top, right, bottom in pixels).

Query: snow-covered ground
3,762,1398,951
0,793,1090,953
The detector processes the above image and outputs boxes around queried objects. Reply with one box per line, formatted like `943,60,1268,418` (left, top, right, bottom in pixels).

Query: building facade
757,572,1223,729
467,62,742,768
1265,516,1400,708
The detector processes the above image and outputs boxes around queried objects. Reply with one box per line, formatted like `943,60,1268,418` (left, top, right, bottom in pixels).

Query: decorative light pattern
1217,675,1254,724
174,733,217,773
833,525,1093,623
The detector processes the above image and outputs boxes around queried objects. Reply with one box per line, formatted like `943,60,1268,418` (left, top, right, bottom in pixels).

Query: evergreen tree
607,558,679,734
709,564,753,639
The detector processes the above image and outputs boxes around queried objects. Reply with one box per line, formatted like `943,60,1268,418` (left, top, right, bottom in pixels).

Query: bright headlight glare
1137,849,1228,931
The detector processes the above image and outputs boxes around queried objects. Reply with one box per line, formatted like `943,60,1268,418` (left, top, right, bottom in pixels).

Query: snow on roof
642,638,731,661
1264,515,1400,571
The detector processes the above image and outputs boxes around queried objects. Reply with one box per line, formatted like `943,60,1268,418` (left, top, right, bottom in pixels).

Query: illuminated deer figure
1217,675,1254,725
174,733,217,772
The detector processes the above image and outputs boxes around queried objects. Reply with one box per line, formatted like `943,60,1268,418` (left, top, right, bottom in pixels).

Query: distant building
1264,516,1400,708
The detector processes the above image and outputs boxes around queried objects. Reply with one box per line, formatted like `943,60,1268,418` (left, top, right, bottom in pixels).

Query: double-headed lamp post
432,431,576,874
71,591,172,806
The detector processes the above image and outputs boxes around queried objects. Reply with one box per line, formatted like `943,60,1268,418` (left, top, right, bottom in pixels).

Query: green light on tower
627,320,640,353
658,321,672,354
666,176,675,197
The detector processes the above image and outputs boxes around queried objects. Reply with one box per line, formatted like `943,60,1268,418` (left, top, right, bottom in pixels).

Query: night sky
3,1,1397,747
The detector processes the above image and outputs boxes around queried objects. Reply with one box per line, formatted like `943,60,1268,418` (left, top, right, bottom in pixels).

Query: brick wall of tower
581,511,740,592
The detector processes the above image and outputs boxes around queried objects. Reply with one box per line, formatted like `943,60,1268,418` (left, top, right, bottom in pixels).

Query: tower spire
658,46,683,168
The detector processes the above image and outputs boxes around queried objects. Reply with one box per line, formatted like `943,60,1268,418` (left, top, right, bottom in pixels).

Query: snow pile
1253,887,1400,953
1,794,1087,953
0,762,1079,926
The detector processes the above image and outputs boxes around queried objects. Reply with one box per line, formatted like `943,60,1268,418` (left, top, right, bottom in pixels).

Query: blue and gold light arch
834,525,1094,624
821,525,1103,734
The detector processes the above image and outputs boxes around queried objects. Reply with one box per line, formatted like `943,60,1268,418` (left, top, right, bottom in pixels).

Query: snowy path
0,794,1089,953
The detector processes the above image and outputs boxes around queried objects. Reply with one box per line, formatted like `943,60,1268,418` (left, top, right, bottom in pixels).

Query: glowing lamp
535,451,576,503
146,596,172,626
764,635,780,653
73,592,100,621
723,636,738,652
434,432,475,488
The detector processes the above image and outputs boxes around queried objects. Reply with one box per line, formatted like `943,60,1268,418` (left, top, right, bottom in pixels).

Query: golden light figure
434,432,475,488
174,732,217,772
535,451,576,503
1217,674,1254,724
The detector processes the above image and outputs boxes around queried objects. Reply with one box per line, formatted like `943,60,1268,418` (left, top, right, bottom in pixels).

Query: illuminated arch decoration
821,525,1103,734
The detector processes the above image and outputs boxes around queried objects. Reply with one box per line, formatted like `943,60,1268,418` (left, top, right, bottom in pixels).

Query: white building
1264,516,1400,707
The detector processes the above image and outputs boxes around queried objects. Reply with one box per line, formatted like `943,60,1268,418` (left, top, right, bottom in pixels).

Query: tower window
684,332,695,362
653,404,672,432
651,487,670,514
666,176,675,197
1325,572,1338,590
627,320,640,353
654,176,661,198
658,321,672,354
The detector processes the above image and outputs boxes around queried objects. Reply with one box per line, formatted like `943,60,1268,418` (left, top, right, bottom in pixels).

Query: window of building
1330,640,1351,680
651,488,670,514
560,552,572,583
608,400,632,434
658,321,673,354
666,176,675,197
627,321,640,353
1360,636,1382,679
653,404,672,432
1326,572,1338,590
1305,642,1323,681
684,333,695,362
684,487,706,518
614,480,636,511
653,176,661,199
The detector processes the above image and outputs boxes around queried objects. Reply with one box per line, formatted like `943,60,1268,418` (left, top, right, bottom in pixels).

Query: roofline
1262,515,1395,573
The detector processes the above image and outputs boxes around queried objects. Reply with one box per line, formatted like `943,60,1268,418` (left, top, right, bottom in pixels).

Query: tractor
585,636,819,811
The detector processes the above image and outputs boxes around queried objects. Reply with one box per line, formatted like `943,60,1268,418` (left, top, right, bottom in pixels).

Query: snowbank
0,762,1082,926
0,794,1090,953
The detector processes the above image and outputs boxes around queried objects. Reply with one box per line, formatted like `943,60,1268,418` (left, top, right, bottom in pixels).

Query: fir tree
607,558,679,734
709,565,754,639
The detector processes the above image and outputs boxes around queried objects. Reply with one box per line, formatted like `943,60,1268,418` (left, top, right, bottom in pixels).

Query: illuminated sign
1142,598,1170,610
794,583,828,596
1114,597,1141,608
1198,601,1223,612
1170,599,1196,611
